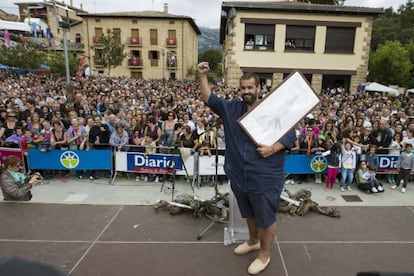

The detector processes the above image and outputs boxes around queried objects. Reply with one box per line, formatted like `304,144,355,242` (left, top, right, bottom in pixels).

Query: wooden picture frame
238,71,320,146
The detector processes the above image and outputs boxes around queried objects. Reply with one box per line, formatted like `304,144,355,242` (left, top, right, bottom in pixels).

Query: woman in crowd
50,120,69,181
180,125,199,153
1,155,42,201
160,111,176,147
144,116,161,146
27,112,43,136
0,111,20,143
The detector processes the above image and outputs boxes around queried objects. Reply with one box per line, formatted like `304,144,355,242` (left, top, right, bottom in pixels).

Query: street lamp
159,47,166,97
161,48,165,80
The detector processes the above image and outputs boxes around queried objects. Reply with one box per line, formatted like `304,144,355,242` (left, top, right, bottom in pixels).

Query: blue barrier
27,149,112,170
285,154,317,174
285,154,399,174
26,148,399,175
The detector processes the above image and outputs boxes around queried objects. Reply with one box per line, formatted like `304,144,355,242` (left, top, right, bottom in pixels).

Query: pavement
28,174,414,207
1,174,414,276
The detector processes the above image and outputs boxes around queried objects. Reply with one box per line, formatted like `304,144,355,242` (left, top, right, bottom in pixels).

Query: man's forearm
271,142,286,154
197,62,211,103
199,74,211,103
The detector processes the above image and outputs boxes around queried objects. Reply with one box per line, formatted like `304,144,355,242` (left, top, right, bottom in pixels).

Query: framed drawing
238,71,320,146
255,35,264,45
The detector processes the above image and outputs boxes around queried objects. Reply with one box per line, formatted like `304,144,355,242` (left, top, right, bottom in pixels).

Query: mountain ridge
198,27,222,53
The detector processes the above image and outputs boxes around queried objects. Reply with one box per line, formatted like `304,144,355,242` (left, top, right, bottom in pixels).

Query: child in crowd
340,141,357,192
322,142,341,189
356,161,384,193
387,133,402,184
198,123,216,157
365,144,378,171
313,134,328,184
392,143,414,193
141,135,158,182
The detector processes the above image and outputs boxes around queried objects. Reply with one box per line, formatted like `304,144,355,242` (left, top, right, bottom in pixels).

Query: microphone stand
160,145,193,201
197,127,228,240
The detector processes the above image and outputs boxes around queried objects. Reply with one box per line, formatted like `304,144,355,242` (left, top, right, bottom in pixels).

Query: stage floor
0,203,413,276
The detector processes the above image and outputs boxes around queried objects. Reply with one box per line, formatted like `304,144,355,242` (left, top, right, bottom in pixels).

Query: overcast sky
1,0,409,28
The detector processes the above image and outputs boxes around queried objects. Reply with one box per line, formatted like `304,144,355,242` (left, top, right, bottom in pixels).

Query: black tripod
196,146,228,240
160,146,193,201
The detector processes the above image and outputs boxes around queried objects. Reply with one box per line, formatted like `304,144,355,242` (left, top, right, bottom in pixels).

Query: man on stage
197,62,296,274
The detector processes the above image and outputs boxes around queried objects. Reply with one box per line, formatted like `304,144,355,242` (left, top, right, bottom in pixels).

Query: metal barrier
21,144,401,184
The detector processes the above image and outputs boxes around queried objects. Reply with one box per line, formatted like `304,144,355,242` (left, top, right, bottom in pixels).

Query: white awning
0,20,31,32
365,82,400,96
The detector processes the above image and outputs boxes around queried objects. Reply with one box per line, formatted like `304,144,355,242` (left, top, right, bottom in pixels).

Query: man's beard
242,93,257,106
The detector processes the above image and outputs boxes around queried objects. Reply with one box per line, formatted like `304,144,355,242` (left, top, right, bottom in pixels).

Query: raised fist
197,62,210,75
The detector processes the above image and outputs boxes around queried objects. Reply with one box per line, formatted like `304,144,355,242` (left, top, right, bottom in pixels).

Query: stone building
220,1,383,93
11,1,200,80
78,3,200,79
15,1,85,52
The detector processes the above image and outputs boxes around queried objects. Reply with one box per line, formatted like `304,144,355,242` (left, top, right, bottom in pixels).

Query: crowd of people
0,71,414,195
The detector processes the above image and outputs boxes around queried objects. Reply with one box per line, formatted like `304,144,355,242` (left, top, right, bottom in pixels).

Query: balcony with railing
167,58,177,69
93,36,103,45
94,57,104,67
128,36,142,46
67,41,84,51
166,38,177,47
128,57,143,68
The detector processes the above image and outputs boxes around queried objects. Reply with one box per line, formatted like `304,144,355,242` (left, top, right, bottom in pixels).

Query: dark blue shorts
231,185,282,228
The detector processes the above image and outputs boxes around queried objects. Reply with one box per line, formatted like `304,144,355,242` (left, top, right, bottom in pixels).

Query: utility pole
161,48,165,80
53,1,73,106
161,48,165,97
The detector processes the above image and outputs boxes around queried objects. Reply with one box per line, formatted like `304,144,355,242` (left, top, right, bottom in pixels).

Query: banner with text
27,149,112,170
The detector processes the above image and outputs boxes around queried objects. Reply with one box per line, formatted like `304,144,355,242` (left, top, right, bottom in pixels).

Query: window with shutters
149,50,159,66
150,29,158,45
244,24,274,50
325,27,355,53
285,26,315,51
113,28,121,44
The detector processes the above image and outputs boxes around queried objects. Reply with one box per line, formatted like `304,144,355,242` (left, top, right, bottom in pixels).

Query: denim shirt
207,93,296,193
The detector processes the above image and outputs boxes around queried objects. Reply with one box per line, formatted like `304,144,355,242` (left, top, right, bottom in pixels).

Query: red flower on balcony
166,38,176,45
130,37,139,44
128,58,140,66
93,36,102,44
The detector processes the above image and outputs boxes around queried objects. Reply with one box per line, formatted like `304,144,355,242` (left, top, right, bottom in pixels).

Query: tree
368,41,413,86
46,51,78,76
397,0,414,46
371,8,399,51
94,29,126,76
405,40,414,87
0,42,45,70
371,1,414,51
198,49,222,76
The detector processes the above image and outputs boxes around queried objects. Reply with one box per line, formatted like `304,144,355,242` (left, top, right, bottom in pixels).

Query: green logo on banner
310,155,327,173
60,151,80,169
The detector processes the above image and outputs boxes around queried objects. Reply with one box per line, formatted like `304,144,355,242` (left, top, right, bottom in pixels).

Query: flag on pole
4,30,10,47
46,28,51,47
